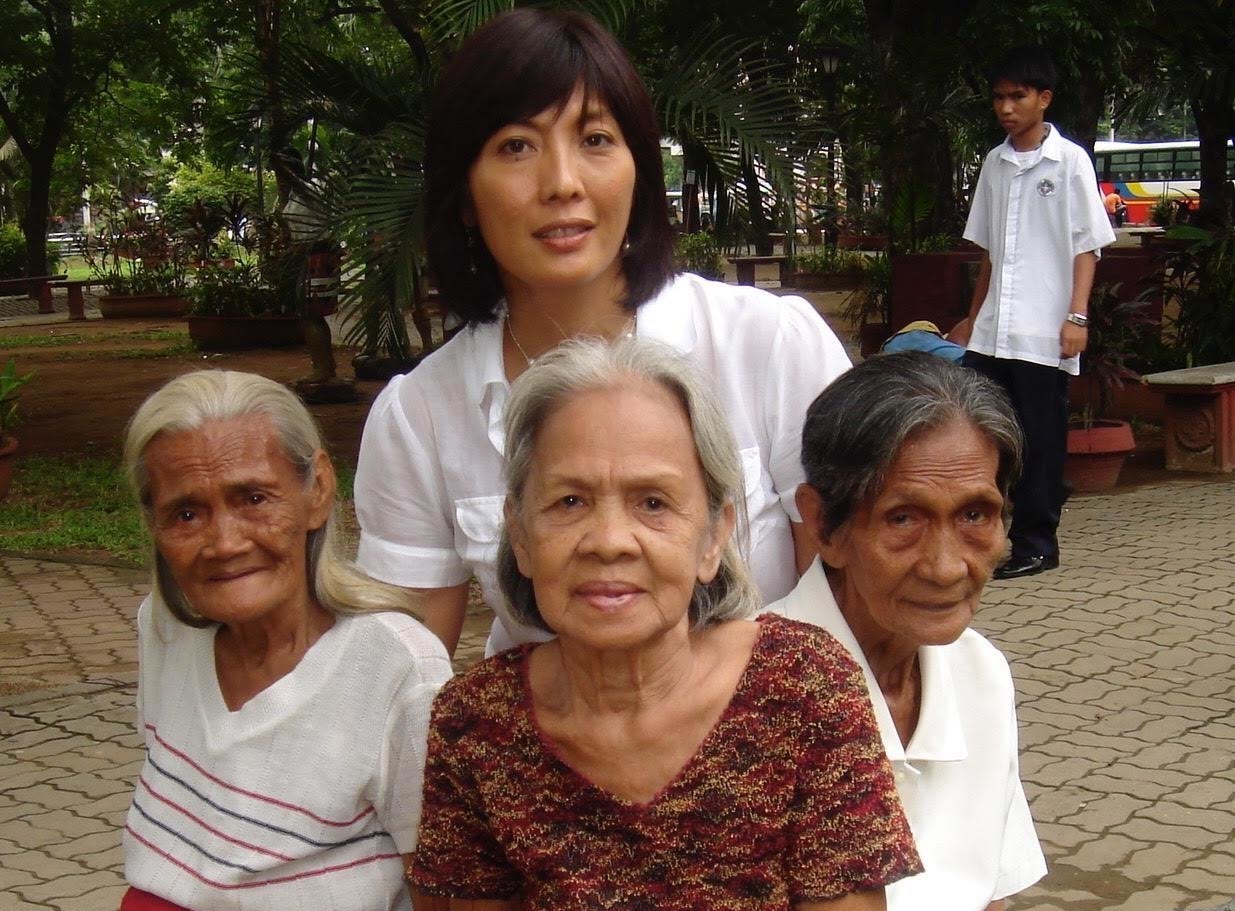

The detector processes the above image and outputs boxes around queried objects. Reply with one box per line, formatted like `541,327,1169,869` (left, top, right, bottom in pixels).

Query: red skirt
119,887,191,911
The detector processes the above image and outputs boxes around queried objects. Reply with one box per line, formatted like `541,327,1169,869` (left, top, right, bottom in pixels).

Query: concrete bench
1144,363,1235,472
40,279,92,320
727,254,789,287
0,274,68,304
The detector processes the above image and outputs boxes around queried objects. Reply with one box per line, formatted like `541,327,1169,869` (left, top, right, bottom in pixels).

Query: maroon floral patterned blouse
411,614,921,909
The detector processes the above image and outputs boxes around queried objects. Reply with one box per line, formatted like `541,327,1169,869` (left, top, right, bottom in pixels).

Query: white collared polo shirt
963,123,1116,375
766,560,1047,910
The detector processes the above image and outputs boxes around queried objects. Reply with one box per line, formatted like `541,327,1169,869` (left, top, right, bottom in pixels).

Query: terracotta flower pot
187,315,306,351
0,435,18,501
1065,419,1136,492
98,293,190,318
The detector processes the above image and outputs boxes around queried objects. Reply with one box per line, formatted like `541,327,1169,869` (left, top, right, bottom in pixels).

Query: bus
1094,139,1235,225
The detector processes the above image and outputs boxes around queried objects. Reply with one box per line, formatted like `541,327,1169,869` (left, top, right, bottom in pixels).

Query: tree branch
374,0,429,69
0,92,33,161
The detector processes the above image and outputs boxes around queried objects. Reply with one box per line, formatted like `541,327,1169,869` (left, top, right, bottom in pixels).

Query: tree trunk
22,153,53,278
1192,94,1234,228
742,155,772,255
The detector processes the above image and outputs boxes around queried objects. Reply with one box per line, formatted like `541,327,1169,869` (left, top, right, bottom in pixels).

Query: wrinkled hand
1060,321,1088,359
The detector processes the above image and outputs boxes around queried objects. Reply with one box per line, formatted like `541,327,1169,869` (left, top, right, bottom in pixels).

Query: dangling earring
467,228,479,275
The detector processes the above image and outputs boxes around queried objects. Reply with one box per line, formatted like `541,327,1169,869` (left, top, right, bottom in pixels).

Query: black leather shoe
992,553,1060,580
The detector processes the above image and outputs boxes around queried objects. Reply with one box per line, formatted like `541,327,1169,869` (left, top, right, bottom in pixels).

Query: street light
818,47,843,248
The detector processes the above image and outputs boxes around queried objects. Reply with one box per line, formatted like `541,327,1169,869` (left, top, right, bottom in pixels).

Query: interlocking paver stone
2,476,1233,910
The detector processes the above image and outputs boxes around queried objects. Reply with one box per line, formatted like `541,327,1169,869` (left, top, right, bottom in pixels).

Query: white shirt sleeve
993,697,1048,898
763,295,851,521
354,376,471,589
1068,150,1117,258
963,152,996,251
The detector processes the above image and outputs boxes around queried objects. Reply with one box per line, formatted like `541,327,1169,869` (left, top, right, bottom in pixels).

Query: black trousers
962,352,1070,558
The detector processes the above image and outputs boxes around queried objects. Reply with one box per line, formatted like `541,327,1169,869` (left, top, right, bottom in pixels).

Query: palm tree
257,0,820,361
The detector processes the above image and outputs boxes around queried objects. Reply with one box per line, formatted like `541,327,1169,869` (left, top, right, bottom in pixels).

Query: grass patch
1,454,359,566
60,255,93,282
0,328,189,350
0,455,148,566
115,342,198,359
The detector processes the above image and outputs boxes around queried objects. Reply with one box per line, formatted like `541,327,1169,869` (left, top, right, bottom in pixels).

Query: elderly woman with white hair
768,352,1047,911
117,371,452,911
409,337,921,911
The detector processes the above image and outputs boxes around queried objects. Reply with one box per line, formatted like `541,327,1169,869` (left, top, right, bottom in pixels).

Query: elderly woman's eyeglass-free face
813,420,1006,651
507,380,734,652
143,417,334,629
465,86,636,302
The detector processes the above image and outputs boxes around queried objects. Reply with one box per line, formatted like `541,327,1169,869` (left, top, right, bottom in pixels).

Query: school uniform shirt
766,560,1048,911
122,599,453,911
963,123,1116,375
354,271,852,655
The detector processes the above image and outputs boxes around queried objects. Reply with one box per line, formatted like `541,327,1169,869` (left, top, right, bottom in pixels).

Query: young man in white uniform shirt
955,46,1116,579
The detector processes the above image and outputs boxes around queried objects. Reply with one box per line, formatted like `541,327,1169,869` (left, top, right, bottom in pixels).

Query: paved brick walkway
2,478,1233,909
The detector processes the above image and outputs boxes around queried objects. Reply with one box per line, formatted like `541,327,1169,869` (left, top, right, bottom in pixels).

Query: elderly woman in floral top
408,338,922,911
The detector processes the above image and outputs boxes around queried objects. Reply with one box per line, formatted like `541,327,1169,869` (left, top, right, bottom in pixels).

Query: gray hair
123,370,414,627
497,336,759,632
802,352,1023,536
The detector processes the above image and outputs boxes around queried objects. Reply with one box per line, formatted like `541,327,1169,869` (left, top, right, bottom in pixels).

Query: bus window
1174,148,1200,180
1111,152,1140,181
1144,150,1172,180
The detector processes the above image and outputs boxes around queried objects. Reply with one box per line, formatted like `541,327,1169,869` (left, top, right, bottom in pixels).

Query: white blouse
354,272,851,654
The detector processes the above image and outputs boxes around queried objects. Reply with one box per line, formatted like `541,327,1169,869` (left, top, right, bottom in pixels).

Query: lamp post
819,47,842,249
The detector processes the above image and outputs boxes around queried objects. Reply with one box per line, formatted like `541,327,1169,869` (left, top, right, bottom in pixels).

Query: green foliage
674,232,725,279
1080,283,1156,422
81,193,190,296
0,357,33,444
1149,198,1175,228
793,247,867,275
189,262,297,318
0,224,25,279
839,251,891,332
1158,225,1235,369
0,456,147,566
0,224,59,277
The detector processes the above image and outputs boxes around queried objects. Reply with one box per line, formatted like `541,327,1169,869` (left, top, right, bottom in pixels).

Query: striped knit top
123,597,452,911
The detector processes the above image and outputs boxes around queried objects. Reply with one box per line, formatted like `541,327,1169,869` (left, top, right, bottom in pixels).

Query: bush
0,224,23,279
674,232,725,279
794,247,868,275
0,224,61,279
189,262,296,317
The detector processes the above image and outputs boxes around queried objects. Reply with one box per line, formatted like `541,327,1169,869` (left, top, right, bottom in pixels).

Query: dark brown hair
425,8,674,325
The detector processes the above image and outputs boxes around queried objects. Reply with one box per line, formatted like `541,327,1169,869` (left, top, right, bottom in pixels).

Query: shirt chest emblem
1037,178,1056,197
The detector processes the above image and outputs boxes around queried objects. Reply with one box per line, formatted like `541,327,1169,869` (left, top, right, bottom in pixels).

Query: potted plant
1065,283,1156,492
838,252,892,356
186,261,305,351
673,231,725,280
0,357,32,500
84,193,191,317
790,247,868,292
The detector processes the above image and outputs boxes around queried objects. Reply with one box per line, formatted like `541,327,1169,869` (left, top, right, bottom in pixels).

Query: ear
795,483,851,570
1038,88,1053,111
306,449,336,531
504,499,533,578
697,500,737,585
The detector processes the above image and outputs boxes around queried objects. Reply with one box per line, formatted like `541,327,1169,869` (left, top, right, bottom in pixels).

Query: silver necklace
506,312,637,367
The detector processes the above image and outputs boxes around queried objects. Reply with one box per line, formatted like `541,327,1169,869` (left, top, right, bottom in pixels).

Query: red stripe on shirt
145,724,375,827
138,774,296,862
124,825,401,889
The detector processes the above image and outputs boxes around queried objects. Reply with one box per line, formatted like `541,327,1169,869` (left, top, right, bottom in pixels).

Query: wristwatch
1064,312,1089,327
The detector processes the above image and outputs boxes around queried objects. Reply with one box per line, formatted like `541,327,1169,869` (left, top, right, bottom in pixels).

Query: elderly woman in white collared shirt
768,352,1046,911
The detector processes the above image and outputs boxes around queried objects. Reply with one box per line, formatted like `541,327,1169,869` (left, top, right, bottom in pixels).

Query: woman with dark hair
355,8,850,656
